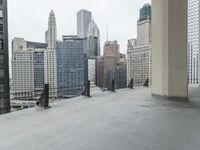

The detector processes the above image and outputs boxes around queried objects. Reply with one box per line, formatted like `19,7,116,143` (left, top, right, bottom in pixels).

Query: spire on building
48,10,57,49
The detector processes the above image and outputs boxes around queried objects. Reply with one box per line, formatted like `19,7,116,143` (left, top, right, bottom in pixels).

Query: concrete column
152,0,188,100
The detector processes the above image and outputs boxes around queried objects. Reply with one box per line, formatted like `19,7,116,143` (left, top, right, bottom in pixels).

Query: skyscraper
77,9,92,38
87,19,101,56
137,3,152,46
188,0,199,85
56,36,87,97
0,0,10,114
127,4,152,86
45,10,57,98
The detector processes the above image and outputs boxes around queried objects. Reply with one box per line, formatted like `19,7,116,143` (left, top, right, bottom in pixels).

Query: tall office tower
87,34,98,58
137,4,152,46
12,38,47,99
45,10,57,98
0,0,10,114
56,36,87,97
188,0,199,85
127,4,152,86
87,19,101,56
77,9,92,38
104,41,120,65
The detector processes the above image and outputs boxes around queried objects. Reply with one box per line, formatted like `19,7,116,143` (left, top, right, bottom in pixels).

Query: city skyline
8,0,151,55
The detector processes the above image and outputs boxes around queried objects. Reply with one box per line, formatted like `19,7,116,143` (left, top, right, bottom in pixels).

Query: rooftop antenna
106,25,109,41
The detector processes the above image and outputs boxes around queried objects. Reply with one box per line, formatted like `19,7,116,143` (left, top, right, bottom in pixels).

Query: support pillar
152,0,188,100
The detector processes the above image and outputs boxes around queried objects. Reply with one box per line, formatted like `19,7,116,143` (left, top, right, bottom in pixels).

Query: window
0,24,3,32
0,54,3,68
0,10,3,18
0,39,3,49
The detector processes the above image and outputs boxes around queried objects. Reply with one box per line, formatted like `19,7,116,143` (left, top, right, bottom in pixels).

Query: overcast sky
8,0,151,54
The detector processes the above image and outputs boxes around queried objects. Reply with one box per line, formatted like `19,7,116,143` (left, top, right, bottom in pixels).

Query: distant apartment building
104,41,120,65
0,0,10,114
56,36,87,98
12,38,47,98
127,4,152,87
188,0,199,85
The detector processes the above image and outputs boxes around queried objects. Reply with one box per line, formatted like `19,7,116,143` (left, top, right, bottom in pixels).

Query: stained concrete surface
0,87,200,150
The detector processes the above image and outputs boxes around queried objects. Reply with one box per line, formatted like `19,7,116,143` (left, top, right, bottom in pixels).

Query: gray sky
8,0,151,54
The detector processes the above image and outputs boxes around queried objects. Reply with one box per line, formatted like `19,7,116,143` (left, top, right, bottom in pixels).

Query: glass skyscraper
77,9,92,38
56,36,87,98
0,0,10,114
139,3,151,22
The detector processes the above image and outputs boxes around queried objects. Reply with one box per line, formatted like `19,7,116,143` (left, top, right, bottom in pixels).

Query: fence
2,78,149,111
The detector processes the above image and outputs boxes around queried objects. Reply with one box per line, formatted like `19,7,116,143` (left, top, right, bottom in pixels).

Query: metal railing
1,78,149,112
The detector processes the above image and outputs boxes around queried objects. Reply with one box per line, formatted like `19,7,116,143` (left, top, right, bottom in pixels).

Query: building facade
0,0,10,114
96,56,116,88
188,0,199,85
33,51,45,91
127,45,152,86
77,9,92,38
106,60,127,89
56,36,87,98
12,38,47,99
127,4,152,87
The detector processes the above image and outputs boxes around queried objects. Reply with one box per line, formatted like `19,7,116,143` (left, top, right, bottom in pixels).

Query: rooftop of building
0,87,200,150
26,41,48,49
62,35,87,41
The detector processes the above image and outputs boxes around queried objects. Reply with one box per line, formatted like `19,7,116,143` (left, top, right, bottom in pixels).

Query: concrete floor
0,87,200,150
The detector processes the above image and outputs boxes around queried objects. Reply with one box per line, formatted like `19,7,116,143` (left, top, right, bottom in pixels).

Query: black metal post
83,80,91,97
128,78,134,89
143,78,149,87
37,84,50,109
44,84,50,108
112,79,115,92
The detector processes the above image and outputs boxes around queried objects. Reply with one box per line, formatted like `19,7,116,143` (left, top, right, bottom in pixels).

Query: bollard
143,78,149,87
83,80,91,97
37,84,51,109
111,79,115,92
128,78,134,89
44,84,50,108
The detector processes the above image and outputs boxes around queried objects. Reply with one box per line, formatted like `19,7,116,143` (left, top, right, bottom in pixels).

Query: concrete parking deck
0,87,200,150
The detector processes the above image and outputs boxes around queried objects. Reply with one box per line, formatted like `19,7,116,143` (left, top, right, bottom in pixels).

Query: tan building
127,45,152,86
104,41,120,65
127,4,152,87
